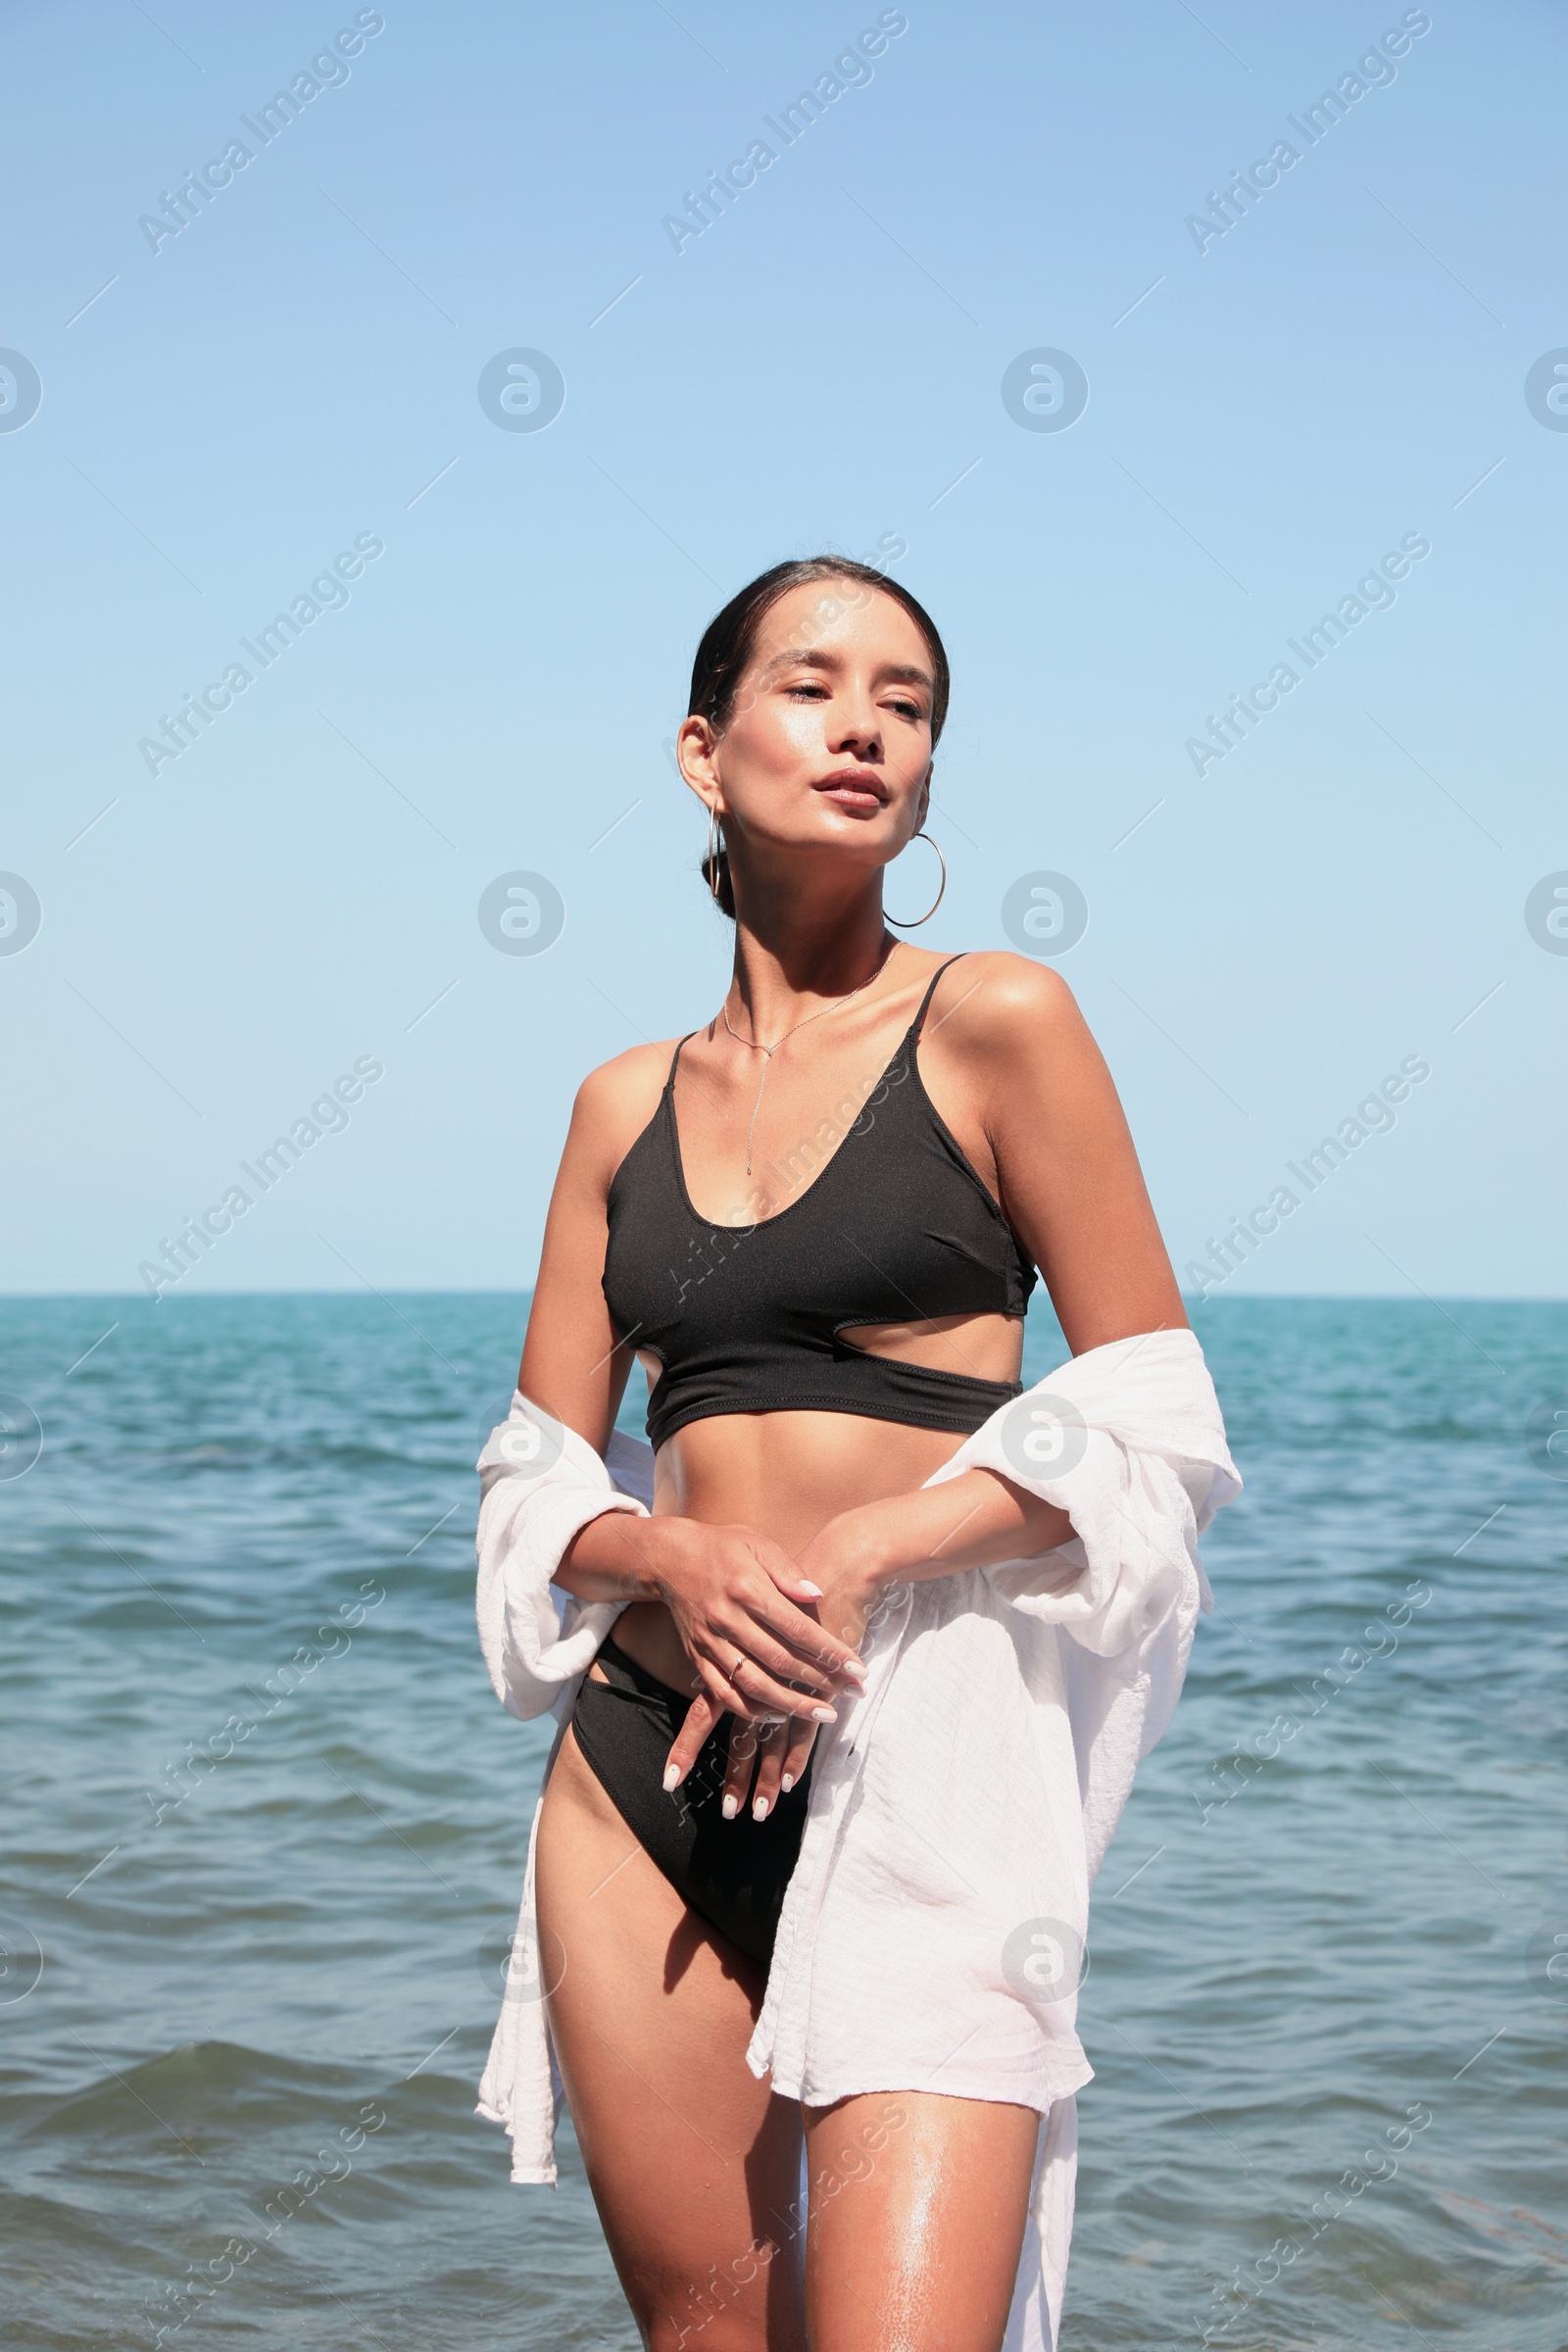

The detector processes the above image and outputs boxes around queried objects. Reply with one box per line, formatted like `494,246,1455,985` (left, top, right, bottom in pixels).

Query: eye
786,680,829,699
887,696,924,722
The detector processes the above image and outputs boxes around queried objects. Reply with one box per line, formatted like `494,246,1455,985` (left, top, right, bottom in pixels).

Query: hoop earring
885,829,946,929
707,804,724,902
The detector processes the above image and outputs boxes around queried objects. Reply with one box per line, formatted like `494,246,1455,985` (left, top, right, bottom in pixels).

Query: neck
726,887,894,1038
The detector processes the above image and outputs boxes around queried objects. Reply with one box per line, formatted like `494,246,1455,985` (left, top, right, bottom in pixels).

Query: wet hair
688,558,950,916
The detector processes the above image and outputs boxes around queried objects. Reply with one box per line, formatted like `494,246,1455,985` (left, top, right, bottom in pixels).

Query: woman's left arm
802,952,1189,1643
665,956,1188,1794
967,950,1188,1353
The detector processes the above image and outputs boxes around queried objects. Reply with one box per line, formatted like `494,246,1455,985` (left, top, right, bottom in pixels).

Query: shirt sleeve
475,1395,655,1722
920,1329,1241,1827
925,1327,1238,1637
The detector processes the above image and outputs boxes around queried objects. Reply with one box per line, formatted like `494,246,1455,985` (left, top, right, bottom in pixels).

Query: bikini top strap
908,956,967,1043
663,1032,698,1093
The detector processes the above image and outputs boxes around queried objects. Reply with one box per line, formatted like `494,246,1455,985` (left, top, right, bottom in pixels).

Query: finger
778,1717,818,1795
662,1690,722,1790
757,1554,830,1605
690,1635,803,1721
752,1590,869,1684
721,1717,761,1820
693,1634,840,1728
735,1591,867,1687
719,1650,839,1727
717,1620,843,1699
742,1542,869,1658
749,1719,792,1821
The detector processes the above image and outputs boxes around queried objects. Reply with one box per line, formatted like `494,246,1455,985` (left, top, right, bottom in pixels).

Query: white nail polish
721,1794,739,1819
780,1773,795,1792
798,1580,824,1597
662,1766,680,1792
753,1798,768,1822
812,1707,837,1724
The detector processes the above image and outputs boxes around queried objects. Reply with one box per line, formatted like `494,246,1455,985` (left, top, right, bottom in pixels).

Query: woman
475,557,1239,2350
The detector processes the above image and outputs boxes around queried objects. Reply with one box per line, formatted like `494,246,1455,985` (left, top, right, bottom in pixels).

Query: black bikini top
602,956,1036,1450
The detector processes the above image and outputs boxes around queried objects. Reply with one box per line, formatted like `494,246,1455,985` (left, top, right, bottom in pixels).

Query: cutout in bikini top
601,957,1036,1450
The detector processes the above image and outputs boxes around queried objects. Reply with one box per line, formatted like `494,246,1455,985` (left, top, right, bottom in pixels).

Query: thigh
535,1718,807,2351
804,2090,1040,2352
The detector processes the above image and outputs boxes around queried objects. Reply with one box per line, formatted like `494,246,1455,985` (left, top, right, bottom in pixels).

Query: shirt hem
754,2056,1096,2117
475,2100,559,2188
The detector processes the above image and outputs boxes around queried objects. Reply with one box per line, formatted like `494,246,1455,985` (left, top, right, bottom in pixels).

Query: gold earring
885,829,946,929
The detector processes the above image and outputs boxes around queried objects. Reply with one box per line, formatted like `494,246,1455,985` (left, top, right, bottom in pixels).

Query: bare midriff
612,1310,1024,1690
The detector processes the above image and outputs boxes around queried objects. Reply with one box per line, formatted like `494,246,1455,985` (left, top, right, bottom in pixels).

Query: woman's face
680,579,937,877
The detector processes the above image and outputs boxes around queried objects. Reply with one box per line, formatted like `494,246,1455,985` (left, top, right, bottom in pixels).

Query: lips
813,767,888,812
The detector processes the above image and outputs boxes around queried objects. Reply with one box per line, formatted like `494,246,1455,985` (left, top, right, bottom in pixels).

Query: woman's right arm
514,1053,865,1726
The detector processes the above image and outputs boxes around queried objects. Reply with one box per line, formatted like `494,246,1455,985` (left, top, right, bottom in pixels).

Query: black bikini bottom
568,1632,813,1967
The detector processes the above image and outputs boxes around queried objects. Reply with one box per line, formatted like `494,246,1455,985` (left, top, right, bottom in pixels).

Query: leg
536,1717,807,2351
804,2091,1040,2352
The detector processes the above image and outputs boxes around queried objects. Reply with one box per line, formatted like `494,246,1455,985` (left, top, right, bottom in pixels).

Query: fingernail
812,1706,837,1724
721,1794,739,1820
842,1663,867,1686
662,1766,680,1792
780,1773,795,1792
753,1797,769,1822
798,1580,824,1597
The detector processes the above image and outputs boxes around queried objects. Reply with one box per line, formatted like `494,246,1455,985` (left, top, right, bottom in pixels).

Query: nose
828,684,883,760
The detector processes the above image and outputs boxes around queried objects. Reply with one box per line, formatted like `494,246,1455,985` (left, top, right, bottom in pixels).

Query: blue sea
1,1295,1564,2351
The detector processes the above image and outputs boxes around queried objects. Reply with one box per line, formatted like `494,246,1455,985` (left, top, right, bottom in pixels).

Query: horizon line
1,1286,1564,1307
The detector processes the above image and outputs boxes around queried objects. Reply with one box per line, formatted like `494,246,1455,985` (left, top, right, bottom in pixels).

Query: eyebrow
758,647,934,692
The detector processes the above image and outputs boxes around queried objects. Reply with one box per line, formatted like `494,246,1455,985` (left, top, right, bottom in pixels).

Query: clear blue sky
3,0,1564,1300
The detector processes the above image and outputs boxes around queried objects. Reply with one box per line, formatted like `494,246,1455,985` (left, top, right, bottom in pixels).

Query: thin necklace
722,936,895,1176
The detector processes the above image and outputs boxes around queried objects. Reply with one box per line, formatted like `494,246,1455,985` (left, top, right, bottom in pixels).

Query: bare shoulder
926,950,1089,1061
565,1038,683,1186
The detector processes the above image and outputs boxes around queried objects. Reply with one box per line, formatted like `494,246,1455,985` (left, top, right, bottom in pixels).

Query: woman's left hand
664,1509,889,1812
662,1475,1079,1807
792,1507,887,1655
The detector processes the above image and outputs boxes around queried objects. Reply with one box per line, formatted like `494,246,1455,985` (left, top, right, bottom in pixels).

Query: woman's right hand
643,1516,867,1729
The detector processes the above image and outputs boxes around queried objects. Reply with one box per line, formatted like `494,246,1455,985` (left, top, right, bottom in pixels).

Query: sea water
1,1294,1563,2350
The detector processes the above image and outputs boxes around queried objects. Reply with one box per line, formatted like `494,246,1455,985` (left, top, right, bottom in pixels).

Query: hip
549,1632,814,1968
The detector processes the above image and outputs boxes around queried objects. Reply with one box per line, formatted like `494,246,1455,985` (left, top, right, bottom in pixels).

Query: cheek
733,699,824,772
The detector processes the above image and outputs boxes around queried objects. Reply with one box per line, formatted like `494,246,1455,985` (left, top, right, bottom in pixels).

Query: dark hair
688,557,950,915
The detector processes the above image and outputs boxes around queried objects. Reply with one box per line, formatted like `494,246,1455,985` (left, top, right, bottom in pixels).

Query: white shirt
475,1327,1239,2352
